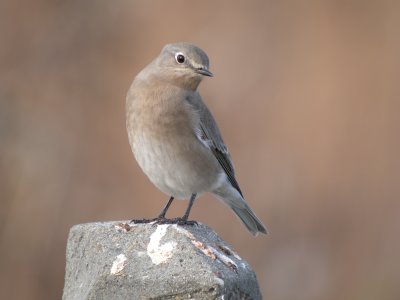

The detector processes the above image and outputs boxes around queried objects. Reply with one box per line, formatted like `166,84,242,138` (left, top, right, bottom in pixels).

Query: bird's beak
196,67,213,77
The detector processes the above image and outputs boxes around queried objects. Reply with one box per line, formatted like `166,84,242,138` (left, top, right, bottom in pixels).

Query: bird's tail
230,205,268,236
213,184,268,236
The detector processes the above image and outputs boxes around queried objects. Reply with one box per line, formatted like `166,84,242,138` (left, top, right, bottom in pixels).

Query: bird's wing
186,94,243,197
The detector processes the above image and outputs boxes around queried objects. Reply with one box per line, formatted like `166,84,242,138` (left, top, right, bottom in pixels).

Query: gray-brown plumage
126,43,267,235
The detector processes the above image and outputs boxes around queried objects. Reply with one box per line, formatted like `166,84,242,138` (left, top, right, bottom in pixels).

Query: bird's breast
126,93,221,198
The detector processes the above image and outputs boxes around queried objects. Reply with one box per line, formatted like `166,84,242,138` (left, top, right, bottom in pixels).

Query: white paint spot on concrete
233,252,242,260
114,222,133,232
192,240,217,260
175,225,196,239
110,254,127,275
137,251,146,257
224,246,242,260
209,246,238,270
214,276,225,286
147,225,176,265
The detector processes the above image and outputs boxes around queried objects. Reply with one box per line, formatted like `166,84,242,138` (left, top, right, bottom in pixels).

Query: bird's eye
175,53,185,64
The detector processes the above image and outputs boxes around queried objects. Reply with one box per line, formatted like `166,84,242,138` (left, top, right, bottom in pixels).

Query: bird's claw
130,217,197,226
155,217,198,226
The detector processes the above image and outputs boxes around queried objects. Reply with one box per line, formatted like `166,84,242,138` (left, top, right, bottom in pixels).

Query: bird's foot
156,217,198,226
129,218,158,224
178,219,198,226
130,217,197,226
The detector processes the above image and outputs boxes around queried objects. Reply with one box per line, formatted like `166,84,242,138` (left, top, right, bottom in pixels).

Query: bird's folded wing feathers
186,95,243,197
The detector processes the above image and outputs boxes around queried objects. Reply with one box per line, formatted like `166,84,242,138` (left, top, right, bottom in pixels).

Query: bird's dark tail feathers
213,184,268,236
230,205,268,236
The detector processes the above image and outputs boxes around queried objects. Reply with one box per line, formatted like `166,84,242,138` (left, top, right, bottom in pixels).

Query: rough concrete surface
62,221,262,299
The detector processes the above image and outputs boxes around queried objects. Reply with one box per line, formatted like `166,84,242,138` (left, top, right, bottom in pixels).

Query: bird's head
154,43,213,90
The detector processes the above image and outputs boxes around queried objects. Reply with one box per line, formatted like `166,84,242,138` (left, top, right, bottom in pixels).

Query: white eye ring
175,52,185,64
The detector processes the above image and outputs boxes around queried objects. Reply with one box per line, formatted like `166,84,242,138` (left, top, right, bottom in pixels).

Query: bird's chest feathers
131,94,200,168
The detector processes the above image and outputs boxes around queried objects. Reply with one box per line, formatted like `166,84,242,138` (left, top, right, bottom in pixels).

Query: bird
126,42,267,236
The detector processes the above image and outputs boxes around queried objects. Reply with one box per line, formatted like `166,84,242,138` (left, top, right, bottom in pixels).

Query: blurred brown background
1,0,399,299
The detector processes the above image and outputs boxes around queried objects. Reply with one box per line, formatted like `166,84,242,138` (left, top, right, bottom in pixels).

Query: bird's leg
130,196,174,224
177,193,198,225
182,193,196,221
157,196,174,219
131,195,197,226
